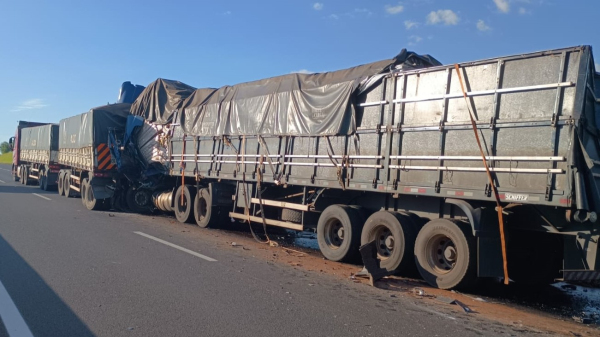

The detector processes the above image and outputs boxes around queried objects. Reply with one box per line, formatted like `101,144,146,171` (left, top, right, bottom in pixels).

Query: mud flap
359,240,393,286
90,178,115,200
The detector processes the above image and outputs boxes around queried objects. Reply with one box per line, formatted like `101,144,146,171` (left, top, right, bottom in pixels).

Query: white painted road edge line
0,280,34,337
32,193,51,201
0,179,5,183
134,231,217,262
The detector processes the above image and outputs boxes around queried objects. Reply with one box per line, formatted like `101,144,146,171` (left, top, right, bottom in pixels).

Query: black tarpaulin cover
59,103,131,149
20,124,59,151
130,79,196,124
179,49,440,136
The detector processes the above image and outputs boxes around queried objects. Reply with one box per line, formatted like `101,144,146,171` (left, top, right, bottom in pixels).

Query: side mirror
8,137,14,151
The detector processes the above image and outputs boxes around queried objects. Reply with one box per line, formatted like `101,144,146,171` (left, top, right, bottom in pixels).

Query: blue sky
1,0,598,143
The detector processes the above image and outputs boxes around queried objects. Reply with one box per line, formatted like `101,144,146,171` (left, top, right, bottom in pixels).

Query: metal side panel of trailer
168,46,597,211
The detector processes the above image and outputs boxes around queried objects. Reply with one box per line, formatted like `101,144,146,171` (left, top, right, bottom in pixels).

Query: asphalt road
0,164,541,337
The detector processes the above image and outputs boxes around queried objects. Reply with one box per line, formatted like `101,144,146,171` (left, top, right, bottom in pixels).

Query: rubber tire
361,211,417,274
317,205,363,262
281,209,302,223
64,171,74,198
174,185,197,224
126,187,152,214
58,171,65,196
19,166,25,185
85,178,106,211
23,166,30,185
12,165,19,182
194,188,221,228
81,178,89,207
414,219,477,290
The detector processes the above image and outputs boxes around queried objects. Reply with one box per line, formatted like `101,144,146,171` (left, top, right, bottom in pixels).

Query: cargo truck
9,121,53,184
115,46,600,289
57,104,131,210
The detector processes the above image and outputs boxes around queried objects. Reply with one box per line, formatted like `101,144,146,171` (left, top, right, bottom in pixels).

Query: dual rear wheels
174,185,227,228
316,205,476,289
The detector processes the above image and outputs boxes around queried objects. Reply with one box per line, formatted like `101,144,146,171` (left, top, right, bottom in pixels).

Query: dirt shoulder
137,214,600,337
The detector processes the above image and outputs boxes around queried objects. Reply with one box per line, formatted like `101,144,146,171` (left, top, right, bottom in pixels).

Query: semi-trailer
56,103,132,210
10,122,60,189
116,46,600,289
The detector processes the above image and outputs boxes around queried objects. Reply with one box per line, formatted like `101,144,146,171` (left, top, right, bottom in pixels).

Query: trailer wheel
174,185,197,224
12,165,19,182
63,171,75,197
317,205,363,262
361,211,417,274
194,188,221,228
22,166,29,185
414,219,477,290
58,171,65,196
85,178,107,211
81,178,89,207
126,187,152,214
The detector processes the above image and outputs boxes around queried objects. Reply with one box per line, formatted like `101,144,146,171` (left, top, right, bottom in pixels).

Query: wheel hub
428,235,457,273
325,219,344,249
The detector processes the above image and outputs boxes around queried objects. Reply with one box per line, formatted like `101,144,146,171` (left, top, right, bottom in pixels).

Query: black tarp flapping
130,79,196,125
20,124,59,151
59,103,131,149
179,49,440,137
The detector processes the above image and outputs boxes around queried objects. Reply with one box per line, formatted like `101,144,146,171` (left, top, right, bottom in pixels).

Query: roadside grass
0,152,13,164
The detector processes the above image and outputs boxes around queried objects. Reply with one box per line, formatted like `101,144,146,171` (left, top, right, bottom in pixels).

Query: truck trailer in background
14,124,61,190
9,121,53,184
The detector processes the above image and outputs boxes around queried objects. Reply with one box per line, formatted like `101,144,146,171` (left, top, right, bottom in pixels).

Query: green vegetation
0,141,10,154
0,152,13,164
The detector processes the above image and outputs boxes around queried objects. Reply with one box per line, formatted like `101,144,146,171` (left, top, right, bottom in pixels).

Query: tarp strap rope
326,136,346,190
180,135,186,206
258,136,279,185
239,136,269,244
256,154,272,243
454,63,509,285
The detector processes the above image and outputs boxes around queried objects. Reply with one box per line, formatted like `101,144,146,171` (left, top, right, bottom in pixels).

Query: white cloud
291,69,314,74
426,10,459,25
328,14,339,20
596,63,600,72
476,19,491,31
407,35,423,46
518,7,529,14
223,11,231,15
354,8,373,16
12,98,48,112
313,3,323,11
404,20,418,30
385,4,404,14
493,0,510,13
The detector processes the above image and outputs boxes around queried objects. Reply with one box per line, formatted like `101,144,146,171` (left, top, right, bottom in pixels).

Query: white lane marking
32,193,51,201
0,180,5,183
0,280,35,337
134,231,217,262
0,168,10,172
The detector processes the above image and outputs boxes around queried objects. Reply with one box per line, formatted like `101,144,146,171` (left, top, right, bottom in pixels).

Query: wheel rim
134,190,149,207
324,218,344,249
426,234,457,273
371,225,394,259
197,196,208,221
